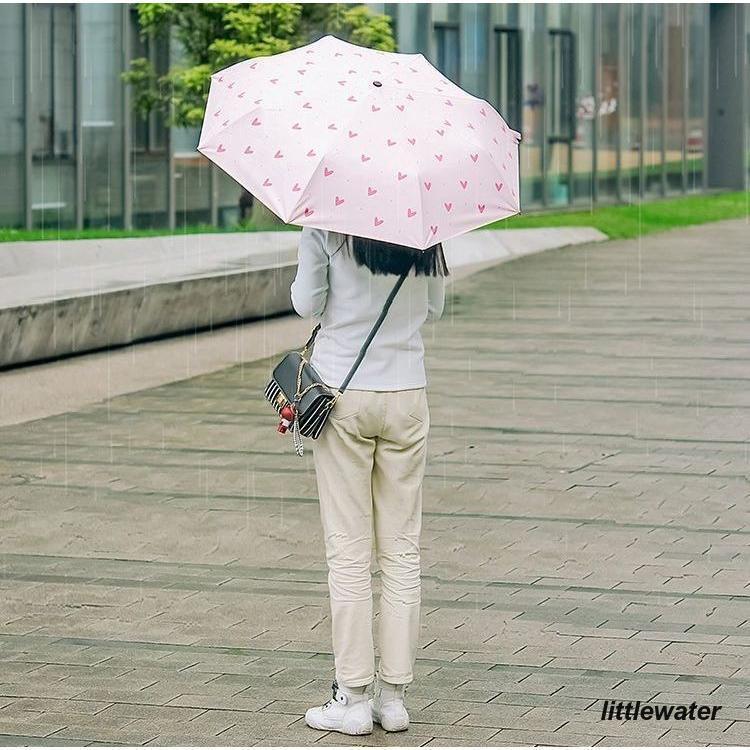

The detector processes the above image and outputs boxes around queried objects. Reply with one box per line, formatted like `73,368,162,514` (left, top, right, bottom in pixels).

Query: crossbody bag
264,266,411,456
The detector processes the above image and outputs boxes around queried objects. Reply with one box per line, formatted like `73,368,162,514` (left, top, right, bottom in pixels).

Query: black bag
264,268,410,455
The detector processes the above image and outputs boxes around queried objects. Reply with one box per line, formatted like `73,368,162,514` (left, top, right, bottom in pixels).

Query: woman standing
290,227,447,736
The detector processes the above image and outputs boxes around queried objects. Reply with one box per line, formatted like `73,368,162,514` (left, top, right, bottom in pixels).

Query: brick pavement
1,219,749,746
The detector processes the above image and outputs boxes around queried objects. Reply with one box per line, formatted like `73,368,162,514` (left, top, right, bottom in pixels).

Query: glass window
0,4,25,228
571,4,595,205
644,4,664,196
217,169,244,228
597,5,620,200
687,4,707,192
546,2,596,207
665,5,685,193
490,4,519,29
30,3,76,229
80,3,124,228
459,4,489,97
173,126,211,228
393,4,431,55
546,27,575,206
519,3,545,205
547,4,595,207
130,7,169,229
383,4,398,43
548,31,575,143
494,27,522,132
434,23,460,84
621,4,643,201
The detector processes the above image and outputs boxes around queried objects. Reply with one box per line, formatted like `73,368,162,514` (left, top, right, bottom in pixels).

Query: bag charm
263,265,412,456
277,404,296,434
276,403,304,456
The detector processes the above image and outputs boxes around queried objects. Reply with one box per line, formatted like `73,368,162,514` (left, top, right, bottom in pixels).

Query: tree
124,4,395,224
124,3,396,129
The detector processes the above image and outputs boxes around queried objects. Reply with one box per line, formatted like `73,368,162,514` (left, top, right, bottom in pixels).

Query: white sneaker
370,680,409,732
305,681,373,735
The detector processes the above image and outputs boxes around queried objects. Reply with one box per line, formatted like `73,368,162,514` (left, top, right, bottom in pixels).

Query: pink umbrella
198,35,520,250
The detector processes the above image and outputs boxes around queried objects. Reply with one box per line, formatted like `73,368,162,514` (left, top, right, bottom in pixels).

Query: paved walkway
1,219,749,746
0,227,604,424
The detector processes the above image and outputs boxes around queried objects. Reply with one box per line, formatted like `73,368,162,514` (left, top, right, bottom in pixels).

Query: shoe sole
305,719,373,735
372,709,409,733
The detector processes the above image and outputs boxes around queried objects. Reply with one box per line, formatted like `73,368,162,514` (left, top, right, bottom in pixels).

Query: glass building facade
0,3,747,230
389,2,743,207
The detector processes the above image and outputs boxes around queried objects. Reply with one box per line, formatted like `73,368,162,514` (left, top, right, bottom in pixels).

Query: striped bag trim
264,377,334,439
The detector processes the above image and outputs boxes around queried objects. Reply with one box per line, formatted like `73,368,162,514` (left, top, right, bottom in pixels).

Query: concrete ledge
445,226,606,279
0,226,606,368
3,266,296,368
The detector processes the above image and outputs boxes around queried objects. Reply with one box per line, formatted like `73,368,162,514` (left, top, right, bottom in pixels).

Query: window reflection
30,3,76,229
666,5,685,193
621,5,643,201
130,6,169,229
687,5,707,191
0,4,25,228
0,3,722,228
598,5,620,199
81,4,124,228
644,4,664,196
434,22,460,84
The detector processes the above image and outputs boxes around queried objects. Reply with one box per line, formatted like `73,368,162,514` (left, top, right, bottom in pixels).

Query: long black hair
336,235,449,277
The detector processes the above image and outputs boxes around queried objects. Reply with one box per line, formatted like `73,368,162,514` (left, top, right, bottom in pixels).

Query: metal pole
74,4,83,229
23,4,32,230
122,3,132,229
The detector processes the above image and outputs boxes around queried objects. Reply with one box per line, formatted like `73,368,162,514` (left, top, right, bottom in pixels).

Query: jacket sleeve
426,275,446,322
290,227,330,319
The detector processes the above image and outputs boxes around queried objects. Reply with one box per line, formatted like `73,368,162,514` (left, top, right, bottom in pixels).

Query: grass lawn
0,221,297,244
489,190,749,239
1,191,747,244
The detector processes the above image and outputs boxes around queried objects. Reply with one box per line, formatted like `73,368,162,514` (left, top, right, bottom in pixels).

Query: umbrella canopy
198,35,520,250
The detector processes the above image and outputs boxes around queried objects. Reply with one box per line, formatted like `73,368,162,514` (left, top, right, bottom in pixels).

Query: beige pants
312,387,429,688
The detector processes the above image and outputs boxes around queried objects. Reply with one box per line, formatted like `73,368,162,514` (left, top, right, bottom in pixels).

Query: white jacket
290,228,445,391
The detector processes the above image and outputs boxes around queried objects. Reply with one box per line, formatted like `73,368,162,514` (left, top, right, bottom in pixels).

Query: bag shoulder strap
300,324,321,359
299,266,412,394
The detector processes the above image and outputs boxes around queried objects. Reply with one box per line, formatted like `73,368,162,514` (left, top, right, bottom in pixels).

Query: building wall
0,3,745,231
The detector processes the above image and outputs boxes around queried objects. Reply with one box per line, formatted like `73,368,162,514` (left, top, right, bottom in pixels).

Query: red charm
278,404,296,434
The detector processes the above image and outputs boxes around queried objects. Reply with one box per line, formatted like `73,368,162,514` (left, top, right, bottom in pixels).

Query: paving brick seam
4,452,749,483
3,554,749,604
6,480,745,537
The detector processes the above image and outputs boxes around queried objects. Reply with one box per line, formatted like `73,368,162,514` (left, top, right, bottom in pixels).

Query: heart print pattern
198,34,520,249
